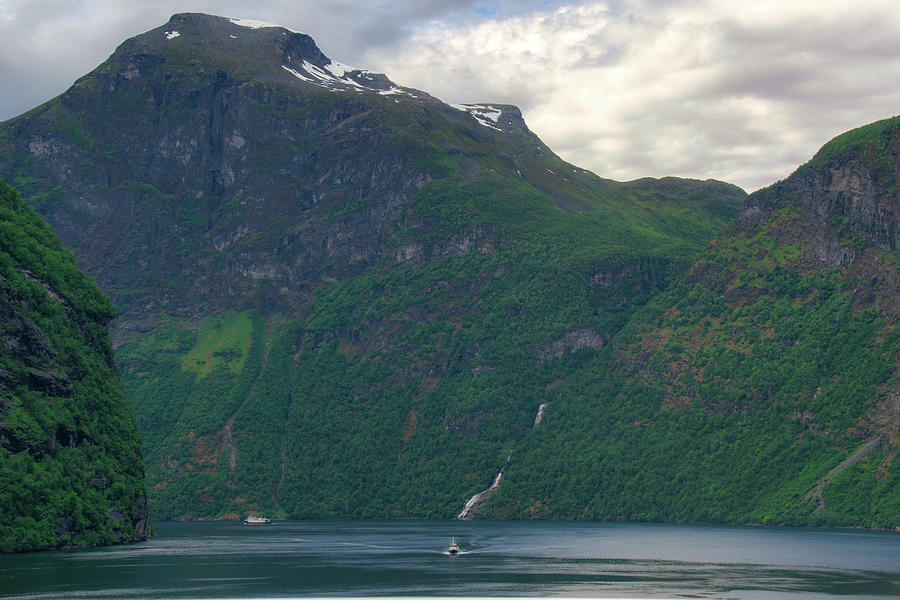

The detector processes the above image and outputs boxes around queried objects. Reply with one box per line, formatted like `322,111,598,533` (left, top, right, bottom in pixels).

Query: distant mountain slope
0,13,745,520
0,13,743,343
486,116,900,528
0,179,147,552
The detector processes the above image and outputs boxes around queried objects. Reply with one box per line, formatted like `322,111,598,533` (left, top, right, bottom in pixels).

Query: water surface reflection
1,520,897,599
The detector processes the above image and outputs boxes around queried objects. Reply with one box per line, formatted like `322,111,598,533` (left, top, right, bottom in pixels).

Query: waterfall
457,403,548,519
457,471,503,519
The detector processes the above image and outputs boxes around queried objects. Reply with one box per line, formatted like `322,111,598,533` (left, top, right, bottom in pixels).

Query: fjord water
1,521,898,599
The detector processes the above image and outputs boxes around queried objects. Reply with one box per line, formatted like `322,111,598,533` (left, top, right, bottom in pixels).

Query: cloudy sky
2,0,899,191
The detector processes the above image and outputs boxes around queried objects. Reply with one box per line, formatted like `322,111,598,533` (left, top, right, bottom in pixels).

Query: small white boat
243,515,271,524
447,537,460,555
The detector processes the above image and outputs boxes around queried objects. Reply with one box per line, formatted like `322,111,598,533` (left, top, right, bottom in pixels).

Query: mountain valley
1,12,898,532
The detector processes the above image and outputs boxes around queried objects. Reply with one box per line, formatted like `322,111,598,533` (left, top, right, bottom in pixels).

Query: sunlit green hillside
487,117,900,528
117,164,743,520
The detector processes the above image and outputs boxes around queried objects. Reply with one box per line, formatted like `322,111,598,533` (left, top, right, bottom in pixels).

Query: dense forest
0,179,147,552
118,168,743,520
486,117,900,528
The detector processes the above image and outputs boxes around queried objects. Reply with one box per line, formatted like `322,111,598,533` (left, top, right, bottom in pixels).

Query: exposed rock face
0,180,148,552
537,328,605,361
2,14,442,345
0,309,73,398
741,117,900,265
0,13,742,348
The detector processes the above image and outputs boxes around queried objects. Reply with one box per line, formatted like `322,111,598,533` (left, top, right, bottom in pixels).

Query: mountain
0,13,746,521
483,116,900,528
0,179,147,552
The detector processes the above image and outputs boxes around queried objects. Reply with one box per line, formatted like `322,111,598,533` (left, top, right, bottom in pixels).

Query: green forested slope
485,116,900,528
118,167,744,520
0,179,147,552
0,14,748,522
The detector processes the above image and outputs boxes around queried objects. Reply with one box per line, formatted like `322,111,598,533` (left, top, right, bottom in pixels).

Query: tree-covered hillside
0,13,748,522
118,168,743,520
8,13,895,529
484,116,900,528
0,179,148,552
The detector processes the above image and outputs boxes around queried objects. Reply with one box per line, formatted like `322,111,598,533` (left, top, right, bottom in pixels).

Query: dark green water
1,520,898,599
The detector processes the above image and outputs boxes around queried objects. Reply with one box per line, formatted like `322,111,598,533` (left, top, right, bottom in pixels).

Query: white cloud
366,0,900,191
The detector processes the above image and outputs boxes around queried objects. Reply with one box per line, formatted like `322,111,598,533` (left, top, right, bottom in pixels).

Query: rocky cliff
0,13,746,521
0,179,148,552
2,13,442,344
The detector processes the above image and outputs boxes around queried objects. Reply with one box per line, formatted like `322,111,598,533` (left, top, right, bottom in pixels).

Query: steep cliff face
0,13,746,521
741,117,900,264
2,13,442,344
0,179,147,552
0,14,742,343
486,116,900,528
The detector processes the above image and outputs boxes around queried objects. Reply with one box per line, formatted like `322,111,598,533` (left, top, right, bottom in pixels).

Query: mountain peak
83,13,538,130
103,12,420,98
159,12,327,66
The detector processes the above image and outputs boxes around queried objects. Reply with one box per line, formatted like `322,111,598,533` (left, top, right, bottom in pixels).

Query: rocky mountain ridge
4,14,593,347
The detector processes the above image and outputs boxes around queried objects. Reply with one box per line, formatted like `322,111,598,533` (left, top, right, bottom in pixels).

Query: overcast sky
2,0,899,191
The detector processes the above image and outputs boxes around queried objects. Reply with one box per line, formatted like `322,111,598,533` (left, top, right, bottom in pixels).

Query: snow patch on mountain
229,18,285,30
323,61,356,78
452,104,504,132
282,59,418,98
306,60,364,89
282,65,314,83
282,61,363,91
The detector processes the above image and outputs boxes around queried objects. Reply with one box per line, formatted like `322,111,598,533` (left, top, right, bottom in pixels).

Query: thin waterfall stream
457,403,548,519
